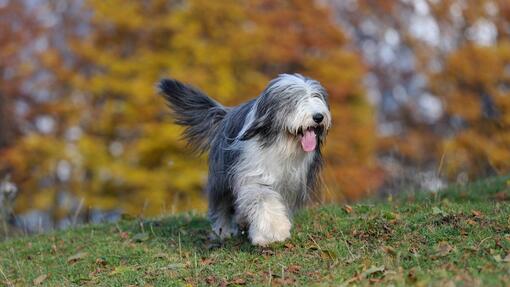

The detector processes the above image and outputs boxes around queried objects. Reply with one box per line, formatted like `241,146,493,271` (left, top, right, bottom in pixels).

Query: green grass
1,176,510,286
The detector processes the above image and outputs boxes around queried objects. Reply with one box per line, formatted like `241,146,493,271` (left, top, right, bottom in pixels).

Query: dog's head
241,74,331,152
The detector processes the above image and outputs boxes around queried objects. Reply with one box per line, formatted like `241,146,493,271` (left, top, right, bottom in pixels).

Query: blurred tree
6,0,380,220
331,0,510,185
425,0,510,179
0,1,41,149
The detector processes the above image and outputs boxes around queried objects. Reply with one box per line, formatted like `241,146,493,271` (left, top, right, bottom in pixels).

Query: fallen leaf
383,246,397,256
95,258,107,266
132,232,149,242
471,210,483,217
320,249,337,259
119,232,129,239
231,278,246,285
284,243,295,250
287,265,301,273
205,276,216,285
343,204,353,214
494,191,509,201
33,274,48,285
67,252,88,264
431,242,453,259
154,253,168,259
272,277,295,285
200,257,214,266
51,244,58,254
466,219,477,225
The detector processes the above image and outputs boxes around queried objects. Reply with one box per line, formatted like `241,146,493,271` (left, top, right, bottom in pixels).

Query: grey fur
159,74,331,245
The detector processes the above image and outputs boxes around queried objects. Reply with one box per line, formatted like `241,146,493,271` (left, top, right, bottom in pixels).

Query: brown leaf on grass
287,265,301,273
154,253,168,259
119,232,129,239
200,257,214,266
95,258,107,266
33,274,48,285
51,244,58,254
383,246,397,256
205,276,217,285
343,204,353,214
471,210,483,217
67,252,89,264
284,243,295,250
407,268,417,282
230,278,246,285
431,242,453,259
494,191,509,201
272,277,295,285
261,248,275,256
320,249,337,259
466,219,477,225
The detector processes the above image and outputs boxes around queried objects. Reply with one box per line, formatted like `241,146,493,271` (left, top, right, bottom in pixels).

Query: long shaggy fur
159,74,331,246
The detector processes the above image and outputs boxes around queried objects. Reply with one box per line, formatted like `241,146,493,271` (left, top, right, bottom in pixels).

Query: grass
1,176,510,286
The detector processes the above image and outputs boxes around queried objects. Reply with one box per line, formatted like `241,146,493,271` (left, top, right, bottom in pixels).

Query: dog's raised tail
159,78,227,153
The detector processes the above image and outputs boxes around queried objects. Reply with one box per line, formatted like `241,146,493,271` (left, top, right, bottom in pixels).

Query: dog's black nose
312,113,324,124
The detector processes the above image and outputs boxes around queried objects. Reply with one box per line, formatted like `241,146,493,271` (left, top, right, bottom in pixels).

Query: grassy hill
1,176,509,286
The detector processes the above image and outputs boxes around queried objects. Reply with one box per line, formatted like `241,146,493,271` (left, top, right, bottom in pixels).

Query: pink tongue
301,130,317,152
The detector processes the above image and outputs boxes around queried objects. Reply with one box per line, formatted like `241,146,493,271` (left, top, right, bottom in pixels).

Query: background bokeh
1,0,509,235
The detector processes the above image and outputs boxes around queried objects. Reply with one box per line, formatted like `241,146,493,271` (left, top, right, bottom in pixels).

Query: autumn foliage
1,0,509,221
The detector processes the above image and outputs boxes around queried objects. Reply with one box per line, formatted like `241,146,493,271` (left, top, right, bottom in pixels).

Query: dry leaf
343,204,353,214
95,258,107,266
200,257,214,266
383,246,397,256
119,232,129,239
287,265,301,273
231,278,246,285
284,243,295,250
471,210,482,217
431,242,453,259
67,252,88,264
154,253,168,259
205,276,217,285
33,274,48,285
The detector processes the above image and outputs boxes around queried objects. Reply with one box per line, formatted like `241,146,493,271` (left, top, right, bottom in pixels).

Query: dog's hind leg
235,185,291,246
208,189,239,240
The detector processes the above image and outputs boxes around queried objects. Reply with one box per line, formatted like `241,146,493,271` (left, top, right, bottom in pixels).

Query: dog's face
241,74,331,152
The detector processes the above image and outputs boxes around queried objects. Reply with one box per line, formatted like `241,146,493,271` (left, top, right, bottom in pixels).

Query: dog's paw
249,216,291,246
212,220,239,240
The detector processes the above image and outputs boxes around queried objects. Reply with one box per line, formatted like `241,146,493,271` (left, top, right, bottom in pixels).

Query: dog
159,74,331,246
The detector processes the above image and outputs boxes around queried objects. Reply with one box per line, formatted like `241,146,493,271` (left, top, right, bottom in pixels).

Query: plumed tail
159,78,227,153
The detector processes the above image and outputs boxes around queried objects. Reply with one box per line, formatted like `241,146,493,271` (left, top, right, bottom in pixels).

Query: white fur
232,135,316,245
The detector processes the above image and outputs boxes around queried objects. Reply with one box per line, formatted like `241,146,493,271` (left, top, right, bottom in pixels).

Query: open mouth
296,126,323,152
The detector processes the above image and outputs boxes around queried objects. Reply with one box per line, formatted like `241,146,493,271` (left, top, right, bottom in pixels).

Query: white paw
249,216,291,246
212,220,239,240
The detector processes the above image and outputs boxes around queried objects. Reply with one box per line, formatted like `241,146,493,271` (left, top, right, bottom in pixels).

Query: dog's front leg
235,185,291,246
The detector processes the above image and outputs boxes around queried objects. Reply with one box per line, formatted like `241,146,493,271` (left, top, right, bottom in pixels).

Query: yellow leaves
433,41,510,178
7,0,378,217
